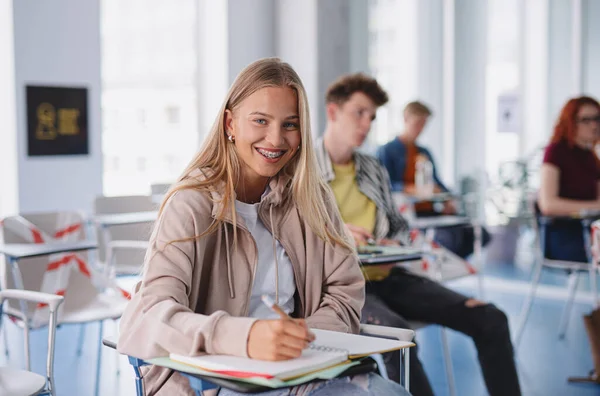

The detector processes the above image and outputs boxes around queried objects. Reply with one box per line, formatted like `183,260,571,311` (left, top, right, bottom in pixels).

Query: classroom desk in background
93,211,158,228
0,241,98,262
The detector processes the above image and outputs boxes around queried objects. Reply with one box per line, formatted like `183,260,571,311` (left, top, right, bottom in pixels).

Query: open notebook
170,329,413,381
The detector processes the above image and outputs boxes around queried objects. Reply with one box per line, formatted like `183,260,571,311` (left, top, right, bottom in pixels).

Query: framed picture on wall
26,85,89,156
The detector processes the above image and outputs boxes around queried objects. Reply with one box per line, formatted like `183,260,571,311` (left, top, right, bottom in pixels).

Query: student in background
117,59,409,396
377,101,490,258
316,73,521,396
538,96,600,262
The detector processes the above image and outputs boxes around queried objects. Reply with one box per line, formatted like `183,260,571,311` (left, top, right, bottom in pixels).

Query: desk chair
107,324,414,396
94,195,156,277
0,212,128,396
514,202,598,345
0,290,63,396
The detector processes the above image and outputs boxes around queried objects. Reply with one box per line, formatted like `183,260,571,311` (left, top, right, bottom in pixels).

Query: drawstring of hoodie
270,204,279,304
223,223,235,298
223,201,279,302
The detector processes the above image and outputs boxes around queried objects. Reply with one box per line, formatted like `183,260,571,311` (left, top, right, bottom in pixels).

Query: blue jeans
217,373,410,395
545,221,589,263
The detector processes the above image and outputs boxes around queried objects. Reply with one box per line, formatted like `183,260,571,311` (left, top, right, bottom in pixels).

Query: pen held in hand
261,294,315,342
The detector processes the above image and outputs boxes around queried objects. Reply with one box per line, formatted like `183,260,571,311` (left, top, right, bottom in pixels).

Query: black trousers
362,268,521,396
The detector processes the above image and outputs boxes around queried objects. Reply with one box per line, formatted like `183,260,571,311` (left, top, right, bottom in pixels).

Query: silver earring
297,145,301,150
228,135,234,143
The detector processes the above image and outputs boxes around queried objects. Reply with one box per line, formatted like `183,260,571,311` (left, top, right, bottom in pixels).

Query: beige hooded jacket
117,171,365,395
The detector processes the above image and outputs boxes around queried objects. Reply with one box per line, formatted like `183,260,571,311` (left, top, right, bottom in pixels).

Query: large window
367,0,419,148
101,0,199,196
485,0,522,180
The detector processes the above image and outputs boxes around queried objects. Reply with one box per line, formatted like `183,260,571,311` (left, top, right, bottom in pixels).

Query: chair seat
3,292,128,328
0,367,46,396
542,259,590,271
61,292,128,324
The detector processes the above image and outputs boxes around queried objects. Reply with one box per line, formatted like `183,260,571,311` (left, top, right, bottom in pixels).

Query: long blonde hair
159,57,354,252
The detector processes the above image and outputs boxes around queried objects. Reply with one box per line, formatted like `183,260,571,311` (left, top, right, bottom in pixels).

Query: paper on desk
147,357,360,388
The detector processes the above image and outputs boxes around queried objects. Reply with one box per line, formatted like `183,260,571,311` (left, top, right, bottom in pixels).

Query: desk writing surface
358,245,422,265
405,192,454,204
410,215,471,230
0,241,98,259
94,211,158,227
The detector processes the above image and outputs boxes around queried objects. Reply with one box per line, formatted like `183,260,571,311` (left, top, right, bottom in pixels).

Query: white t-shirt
235,200,296,319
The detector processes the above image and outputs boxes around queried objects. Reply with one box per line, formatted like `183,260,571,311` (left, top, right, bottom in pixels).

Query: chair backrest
150,183,171,196
0,211,99,326
94,195,156,267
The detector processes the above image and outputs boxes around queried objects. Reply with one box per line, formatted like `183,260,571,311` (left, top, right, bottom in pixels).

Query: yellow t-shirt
330,162,390,281
330,162,377,233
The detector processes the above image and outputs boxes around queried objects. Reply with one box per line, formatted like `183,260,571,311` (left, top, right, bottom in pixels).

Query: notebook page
171,347,347,380
312,329,414,359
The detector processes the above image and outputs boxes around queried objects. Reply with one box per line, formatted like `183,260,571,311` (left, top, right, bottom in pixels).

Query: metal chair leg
94,320,104,396
76,323,86,356
591,261,599,308
370,353,388,379
130,358,145,396
402,347,410,392
114,320,121,377
473,222,485,299
514,256,544,347
558,272,579,339
440,327,456,396
2,323,9,358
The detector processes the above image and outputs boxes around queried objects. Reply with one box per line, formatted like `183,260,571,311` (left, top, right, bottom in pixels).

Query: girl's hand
247,319,315,361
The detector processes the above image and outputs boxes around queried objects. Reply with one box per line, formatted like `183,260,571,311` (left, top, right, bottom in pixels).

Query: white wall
521,0,550,156
276,0,319,136
0,0,18,217
12,0,103,214
227,0,276,84
454,0,488,181
416,0,445,179
583,0,600,99
316,0,352,132
547,0,574,121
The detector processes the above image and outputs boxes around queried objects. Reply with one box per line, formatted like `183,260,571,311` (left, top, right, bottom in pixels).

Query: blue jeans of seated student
545,221,589,263
217,373,410,395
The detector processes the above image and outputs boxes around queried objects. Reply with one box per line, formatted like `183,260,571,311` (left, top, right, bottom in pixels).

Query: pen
261,294,291,320
261,295,316,341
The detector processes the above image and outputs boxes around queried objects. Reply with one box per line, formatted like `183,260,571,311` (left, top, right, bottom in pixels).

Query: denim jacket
376,138,448,193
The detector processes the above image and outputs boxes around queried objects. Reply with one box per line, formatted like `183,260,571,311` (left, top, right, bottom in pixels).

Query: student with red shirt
539,96,600,262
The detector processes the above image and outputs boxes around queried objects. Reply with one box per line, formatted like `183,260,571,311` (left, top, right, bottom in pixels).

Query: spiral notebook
170,329,413,381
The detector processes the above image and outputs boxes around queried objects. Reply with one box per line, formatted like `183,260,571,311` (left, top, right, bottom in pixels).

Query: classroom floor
1,242,599,396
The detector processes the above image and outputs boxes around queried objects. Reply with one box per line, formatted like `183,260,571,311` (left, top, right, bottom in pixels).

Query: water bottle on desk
415,154,434,197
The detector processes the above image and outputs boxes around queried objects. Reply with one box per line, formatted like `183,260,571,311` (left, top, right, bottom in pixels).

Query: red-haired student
538,96,600,262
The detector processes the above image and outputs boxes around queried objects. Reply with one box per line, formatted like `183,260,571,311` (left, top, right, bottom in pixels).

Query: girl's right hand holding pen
247,319,315,361
247,295,316,361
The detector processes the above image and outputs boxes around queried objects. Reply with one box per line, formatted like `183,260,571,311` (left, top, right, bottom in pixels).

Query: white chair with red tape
0,211,129,396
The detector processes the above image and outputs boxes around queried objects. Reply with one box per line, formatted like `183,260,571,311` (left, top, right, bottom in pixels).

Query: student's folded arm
117,190,256,360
